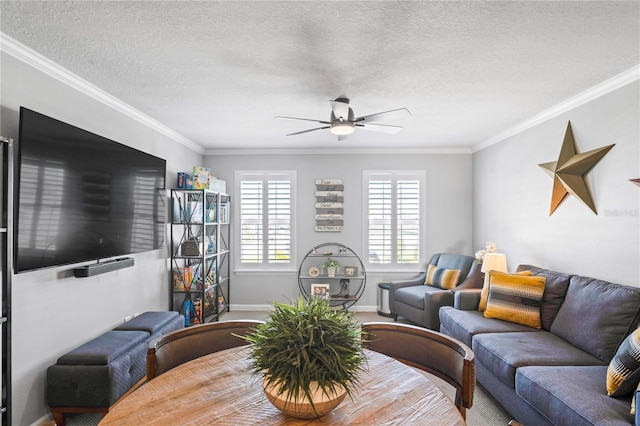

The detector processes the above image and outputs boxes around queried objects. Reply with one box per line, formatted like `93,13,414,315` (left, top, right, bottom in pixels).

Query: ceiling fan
275,96,411,140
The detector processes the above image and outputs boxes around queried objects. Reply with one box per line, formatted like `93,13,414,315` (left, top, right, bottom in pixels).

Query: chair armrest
385,272,427,291
452,289,482,310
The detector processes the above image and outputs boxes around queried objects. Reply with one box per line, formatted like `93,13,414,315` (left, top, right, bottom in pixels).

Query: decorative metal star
538,121,614,215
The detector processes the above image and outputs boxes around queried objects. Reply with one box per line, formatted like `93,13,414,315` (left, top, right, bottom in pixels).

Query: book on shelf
172,266,193,291
220,202,230,223
192,298,203,324
193,166,211,190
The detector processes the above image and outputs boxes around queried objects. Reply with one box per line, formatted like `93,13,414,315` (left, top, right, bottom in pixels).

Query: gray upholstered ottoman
46,311,184,425
47,330,148,424
114,311,184,343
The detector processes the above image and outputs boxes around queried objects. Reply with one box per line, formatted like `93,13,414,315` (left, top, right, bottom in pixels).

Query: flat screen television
14,107,166,273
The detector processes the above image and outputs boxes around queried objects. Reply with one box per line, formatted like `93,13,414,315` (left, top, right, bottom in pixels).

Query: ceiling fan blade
355,122,403,134
286,126,330,136
354,108,411,123
275,116,331,125
330,98,350,121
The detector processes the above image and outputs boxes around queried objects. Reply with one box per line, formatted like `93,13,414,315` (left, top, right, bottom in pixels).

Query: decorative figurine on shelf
182,299,195,326
339,247,347,255
333,279,350,298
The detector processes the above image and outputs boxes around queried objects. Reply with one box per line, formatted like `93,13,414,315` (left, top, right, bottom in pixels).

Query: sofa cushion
424,264,460,289
394,284,446,310
516,265,570,330
439,306,541,348
516,366,634,426
550,275,640,363
483,272,546,329
607,327,640,397
473,332,604,388
57,331,149,365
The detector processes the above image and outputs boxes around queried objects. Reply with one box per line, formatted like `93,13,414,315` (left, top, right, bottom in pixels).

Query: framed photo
343,266,358,277
311,283,331,298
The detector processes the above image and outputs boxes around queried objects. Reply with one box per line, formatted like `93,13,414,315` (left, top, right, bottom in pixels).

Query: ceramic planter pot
263,378,347,419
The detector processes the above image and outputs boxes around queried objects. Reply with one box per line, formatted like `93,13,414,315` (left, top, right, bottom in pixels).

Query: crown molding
0,32,205,154
473,64,640,152
4,31,635,157
205,147,472,156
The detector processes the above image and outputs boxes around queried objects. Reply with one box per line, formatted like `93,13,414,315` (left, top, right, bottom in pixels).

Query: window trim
234,170,296,272
362,170,426,271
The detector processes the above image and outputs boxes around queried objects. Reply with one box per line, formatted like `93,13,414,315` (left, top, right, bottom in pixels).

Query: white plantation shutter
397,179,420,263
238,171,294,267
267,180,291,263
240,180,263,263
365,171,424,266
368,180,392,263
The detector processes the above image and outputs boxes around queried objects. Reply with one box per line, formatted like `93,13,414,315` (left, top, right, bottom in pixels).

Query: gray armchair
387,253,483,330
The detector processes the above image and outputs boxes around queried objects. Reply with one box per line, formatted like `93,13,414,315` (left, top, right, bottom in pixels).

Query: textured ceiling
1,1,639,152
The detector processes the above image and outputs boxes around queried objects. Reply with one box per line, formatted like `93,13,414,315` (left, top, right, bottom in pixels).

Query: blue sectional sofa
439,265,640,426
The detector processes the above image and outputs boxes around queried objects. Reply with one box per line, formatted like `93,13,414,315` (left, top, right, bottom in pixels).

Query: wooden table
100,347,465,425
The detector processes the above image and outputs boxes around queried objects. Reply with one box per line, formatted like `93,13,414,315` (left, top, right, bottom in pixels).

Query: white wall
205,152,474,310
0,52,203,425
473,81,640,286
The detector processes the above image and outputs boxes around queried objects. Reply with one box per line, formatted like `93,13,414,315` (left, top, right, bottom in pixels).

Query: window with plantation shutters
364,171,424,267
237,171,295,268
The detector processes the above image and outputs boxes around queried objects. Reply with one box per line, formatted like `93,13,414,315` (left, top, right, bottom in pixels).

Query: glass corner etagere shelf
170,189,230,325
297,242,366,309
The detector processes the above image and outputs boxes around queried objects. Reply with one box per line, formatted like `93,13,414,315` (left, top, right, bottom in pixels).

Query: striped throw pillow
483,273,546,329
479,270,532,312
607,328,640,397
424,264,461,289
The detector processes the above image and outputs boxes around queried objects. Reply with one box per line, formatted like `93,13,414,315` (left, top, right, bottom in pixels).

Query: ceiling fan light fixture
330,122,355,136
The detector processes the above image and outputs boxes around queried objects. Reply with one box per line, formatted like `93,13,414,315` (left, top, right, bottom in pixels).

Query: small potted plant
323,257,341,277
239,296,366,419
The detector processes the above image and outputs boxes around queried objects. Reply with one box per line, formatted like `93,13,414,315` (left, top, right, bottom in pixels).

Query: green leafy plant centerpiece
240,296,366,419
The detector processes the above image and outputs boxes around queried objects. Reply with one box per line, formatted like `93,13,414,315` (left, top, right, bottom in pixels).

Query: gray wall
7,31,635,426
0,52,203,425
473,81,639,286
1,46,475,425
205,152,474,309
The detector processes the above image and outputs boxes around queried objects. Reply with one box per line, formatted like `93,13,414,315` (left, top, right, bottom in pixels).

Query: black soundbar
73,257,135,278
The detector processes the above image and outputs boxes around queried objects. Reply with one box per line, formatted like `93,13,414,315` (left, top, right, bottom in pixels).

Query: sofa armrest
452,289,482,310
